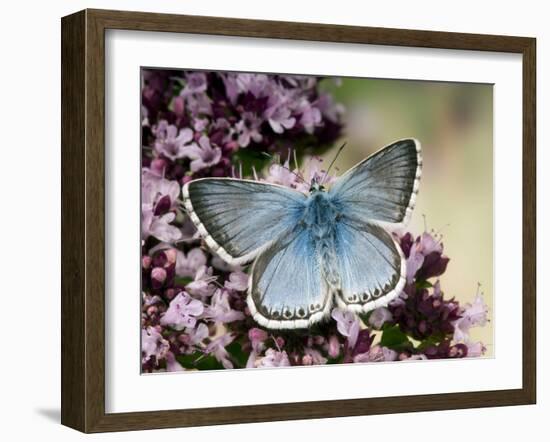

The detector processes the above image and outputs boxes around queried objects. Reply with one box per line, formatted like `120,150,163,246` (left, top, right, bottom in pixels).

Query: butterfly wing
183,178,307,265
332,219,405,312
329,138,421,227
248,226,332,329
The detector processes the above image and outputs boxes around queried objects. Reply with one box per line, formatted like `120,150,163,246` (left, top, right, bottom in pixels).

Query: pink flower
205,334,234,369
404,232,449,283
141,173,181,211
235,112,263,147
264,95,296,134
314,93,345,123
249,328,268,349
294,157,337,193
166,352,185,372
185,265,216,297
181,72,208,95
141,326,169,365
193,117,209,132
224,271,248,292
294,98,321,133
353,345,397,363
303,347,327,365
399,353,428,361
246,328,269,368
368,307,393,329
453,293,489,342
141,211,182,243
257,348,290,368
153,120,196,160
182,135,222,172
382,347,398,361
204,289,245,324
151,267,167,289
406,242,425,283
327,335,341,358
186,322,209,346
175,247,207,278
331,308,360,348
160,291,204,330
264,162,297,188
466,341,486,357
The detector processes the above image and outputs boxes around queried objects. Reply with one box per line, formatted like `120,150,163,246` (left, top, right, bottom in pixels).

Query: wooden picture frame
61,8,536,433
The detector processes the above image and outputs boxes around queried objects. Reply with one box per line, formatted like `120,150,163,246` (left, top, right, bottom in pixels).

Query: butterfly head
309,177,326,193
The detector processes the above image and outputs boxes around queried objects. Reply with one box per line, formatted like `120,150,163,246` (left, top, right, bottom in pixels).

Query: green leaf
226,341,249,369
415,333,447,351
415,280,433,289
231,149,271,177
174,276,193,286
176,352,224,371
380,325,412,351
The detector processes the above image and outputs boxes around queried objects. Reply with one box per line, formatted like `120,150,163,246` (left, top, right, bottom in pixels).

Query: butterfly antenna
322,141,347,185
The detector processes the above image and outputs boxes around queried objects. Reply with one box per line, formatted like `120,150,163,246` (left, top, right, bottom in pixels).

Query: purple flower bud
153,195,171,216
248,328,268,344
416,252,450,280
224,140,239,153
172,96,185,116
352,329,375,357
151,267,167,289
400,232,414,258
313,335,325,346
142,255,152,269
164,248,177,265
152,251,167,268
150,158,167,176
328,335,340,358
449,343,468,358
164,288,177,300
171,164,185,180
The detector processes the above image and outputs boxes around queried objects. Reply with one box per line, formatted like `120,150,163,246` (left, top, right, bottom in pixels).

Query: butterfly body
183,139,422,329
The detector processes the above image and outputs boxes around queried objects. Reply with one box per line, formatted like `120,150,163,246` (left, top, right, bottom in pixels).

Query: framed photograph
61,9,536,433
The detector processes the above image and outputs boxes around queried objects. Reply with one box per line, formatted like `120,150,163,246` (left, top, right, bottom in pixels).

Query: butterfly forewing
183,178,306,265
329,139,421,226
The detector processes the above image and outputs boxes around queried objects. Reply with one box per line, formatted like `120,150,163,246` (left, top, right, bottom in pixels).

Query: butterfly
182,139,422,329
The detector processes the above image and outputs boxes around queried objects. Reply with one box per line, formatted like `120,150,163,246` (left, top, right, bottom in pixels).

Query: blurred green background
319,77,494,355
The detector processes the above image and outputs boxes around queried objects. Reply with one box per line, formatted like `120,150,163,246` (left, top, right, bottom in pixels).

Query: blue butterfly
182,139,422,329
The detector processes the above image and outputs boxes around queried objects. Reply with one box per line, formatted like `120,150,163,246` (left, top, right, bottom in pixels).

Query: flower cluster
142,70,344,185
140,69,489,372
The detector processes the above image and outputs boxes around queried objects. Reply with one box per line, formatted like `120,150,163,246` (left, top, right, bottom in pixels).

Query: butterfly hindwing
331,219,406,312
329,138,421,226
183,178,306,265
248,226,332,329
